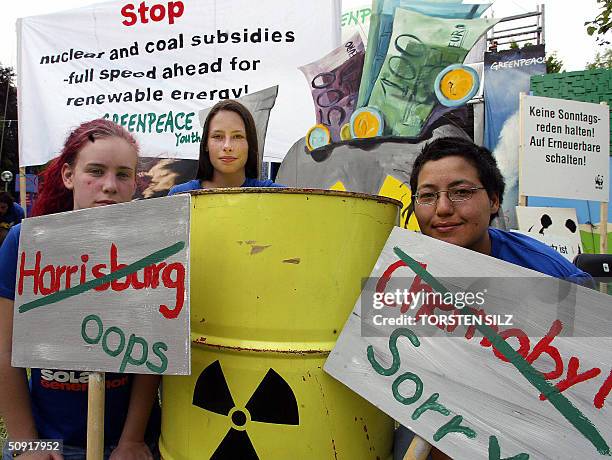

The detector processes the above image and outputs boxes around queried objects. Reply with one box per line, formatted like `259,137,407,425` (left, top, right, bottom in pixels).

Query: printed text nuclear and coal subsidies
38,28,296,147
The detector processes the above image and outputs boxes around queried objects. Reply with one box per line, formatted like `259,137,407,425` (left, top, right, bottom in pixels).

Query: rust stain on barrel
282,258,301,264
192,339,327,355
250,245,271,255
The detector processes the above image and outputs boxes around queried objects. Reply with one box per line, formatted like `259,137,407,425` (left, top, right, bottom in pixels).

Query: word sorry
368,328,530,459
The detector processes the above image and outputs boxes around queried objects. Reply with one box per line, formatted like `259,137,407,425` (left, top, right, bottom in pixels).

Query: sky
0,0,606,72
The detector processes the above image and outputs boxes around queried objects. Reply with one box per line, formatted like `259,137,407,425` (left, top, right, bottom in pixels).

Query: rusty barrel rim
187,187,403,208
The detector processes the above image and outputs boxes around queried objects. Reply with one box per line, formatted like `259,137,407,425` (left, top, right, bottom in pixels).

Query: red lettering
39,264,58,295
110,244,130,291
159,262,185,319
122,1,184,26
138,2,150,23
18,251,41,295
56,266,67,289
463,308,486,340
492,328,531,363
406,266,439,315
129,270,148,289
169,1,184,24
376,260,409,309
92,263,110,291
66,265,79,289
80,254,89,284
525,320,564,380
149,262,167,288
540,357,601,401
479,323,500,347
594,370,612,409
150,4,165,21
121,4,137,26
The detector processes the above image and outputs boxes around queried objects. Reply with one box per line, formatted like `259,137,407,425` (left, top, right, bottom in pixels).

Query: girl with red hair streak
0,119,161,460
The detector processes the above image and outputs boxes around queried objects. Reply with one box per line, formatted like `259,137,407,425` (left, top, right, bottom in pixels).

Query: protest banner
516,205,583,259
511,229,577,262
12,195,191,375
17,0,341,166
341,2,371,43
325,226,612,459
483,44,546,228
520,95,610,202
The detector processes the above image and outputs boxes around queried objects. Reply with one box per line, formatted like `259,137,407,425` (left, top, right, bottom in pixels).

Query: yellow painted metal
160,189,400,460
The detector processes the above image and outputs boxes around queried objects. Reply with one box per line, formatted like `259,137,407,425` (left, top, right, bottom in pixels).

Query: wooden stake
518,92,526,209
87,371,105,460
600,201,608,293
403,435,433,460
19,167,27,217
601,202,609,255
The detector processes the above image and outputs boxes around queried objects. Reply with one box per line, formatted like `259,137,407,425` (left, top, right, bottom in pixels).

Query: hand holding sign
12,196,191,375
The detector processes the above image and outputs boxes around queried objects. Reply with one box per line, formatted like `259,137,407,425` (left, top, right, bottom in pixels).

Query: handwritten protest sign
12,195,191,375
17,0,341,166
520,95,610,202
324,227,611,459
516,206,583,260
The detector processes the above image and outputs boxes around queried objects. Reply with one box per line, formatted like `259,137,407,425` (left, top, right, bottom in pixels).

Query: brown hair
196,100,259,181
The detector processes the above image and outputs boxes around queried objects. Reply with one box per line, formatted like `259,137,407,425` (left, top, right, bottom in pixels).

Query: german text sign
324,227,611,459
520,95,609,201
12,195,191,375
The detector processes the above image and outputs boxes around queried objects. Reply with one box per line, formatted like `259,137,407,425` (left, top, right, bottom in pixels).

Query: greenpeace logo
490,56,546,70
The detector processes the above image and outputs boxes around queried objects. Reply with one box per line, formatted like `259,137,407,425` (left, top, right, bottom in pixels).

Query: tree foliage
586,48,612,68
585,0,611,46
0,64,19,191
546,52,564,74
508,41,563,74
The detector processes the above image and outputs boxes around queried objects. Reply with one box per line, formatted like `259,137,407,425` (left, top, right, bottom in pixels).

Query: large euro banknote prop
366,8,497,137
299,33,365,144
357,0,492,108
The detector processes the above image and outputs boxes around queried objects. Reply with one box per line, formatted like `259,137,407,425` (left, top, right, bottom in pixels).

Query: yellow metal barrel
160,189,400,460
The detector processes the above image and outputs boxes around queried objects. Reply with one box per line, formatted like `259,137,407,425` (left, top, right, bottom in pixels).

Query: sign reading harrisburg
18,0,341,165
324,227,611,459
520,95,609,202
12,195,191,375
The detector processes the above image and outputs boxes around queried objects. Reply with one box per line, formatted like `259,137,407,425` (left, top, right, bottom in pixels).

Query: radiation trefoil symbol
193,360,299,459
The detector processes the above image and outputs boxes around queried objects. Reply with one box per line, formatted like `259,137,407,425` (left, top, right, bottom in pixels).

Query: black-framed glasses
413,187,485,206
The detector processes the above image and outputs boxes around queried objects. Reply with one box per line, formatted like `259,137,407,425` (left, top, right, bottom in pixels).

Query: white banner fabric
18,0,341,166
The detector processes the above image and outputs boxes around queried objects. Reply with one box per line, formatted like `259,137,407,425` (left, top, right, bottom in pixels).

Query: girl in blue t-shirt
0,119,160,460
168,99,283,195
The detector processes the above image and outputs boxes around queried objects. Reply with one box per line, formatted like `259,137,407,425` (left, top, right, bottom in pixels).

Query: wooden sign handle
87,371,105,460
19,167,27,217
403,435,433,460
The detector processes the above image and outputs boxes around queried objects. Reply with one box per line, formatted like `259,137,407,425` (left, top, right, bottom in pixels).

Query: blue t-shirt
488,227,592,285
168,177,284,195
0,225,160,448
0,202,25,228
